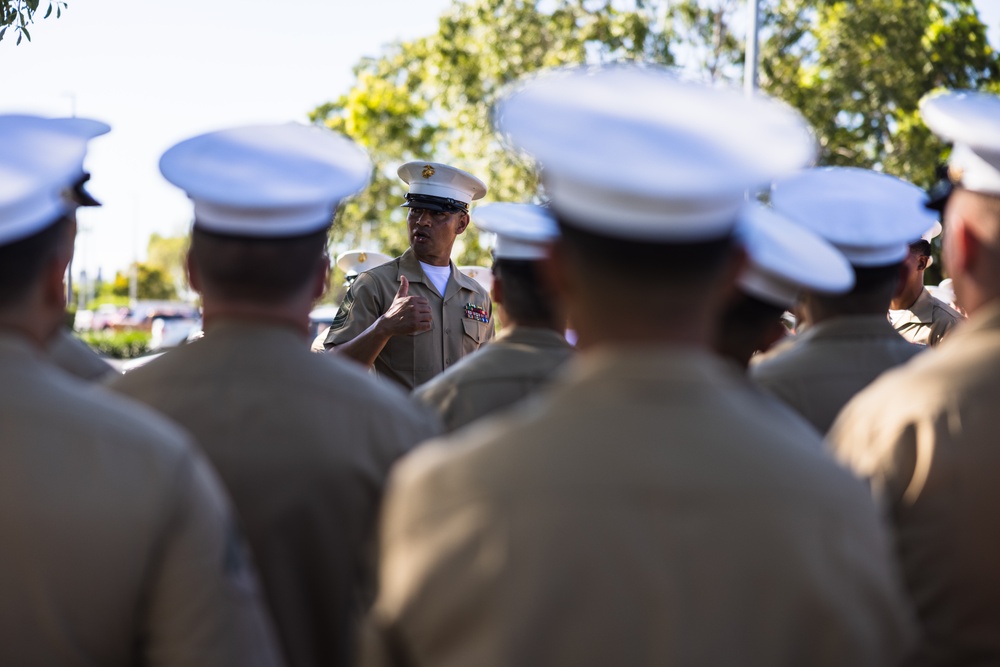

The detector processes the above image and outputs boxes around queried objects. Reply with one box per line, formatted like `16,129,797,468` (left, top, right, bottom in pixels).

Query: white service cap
159,123,371,238
336,249,392,275
0,114,109,245
493,64,816,241
0,114,109,186
735,203,854,308
459,265,494,292
770,167,939,267
473,203,558,260
398,162,487,212
920,90,1000,199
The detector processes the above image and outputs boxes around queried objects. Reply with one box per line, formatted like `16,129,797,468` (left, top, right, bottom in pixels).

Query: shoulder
931,298,964,327
38,365,195,472
750,334,809,379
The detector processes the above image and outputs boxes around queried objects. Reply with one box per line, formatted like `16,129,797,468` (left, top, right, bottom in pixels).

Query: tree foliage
314,0,1000,263
762,0,1000,188
111,263,178,301
0,0,66,44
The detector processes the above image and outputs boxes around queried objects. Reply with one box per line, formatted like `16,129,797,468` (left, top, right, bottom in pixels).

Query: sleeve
325,272,388,349
828,395,919,509
359,447,504,667
143,448,286,667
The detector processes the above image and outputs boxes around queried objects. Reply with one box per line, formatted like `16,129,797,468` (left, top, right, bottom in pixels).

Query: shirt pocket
462,318,489,353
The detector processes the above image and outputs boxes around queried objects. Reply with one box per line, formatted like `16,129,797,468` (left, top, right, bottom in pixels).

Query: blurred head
491,258,562,330
547,216,744,347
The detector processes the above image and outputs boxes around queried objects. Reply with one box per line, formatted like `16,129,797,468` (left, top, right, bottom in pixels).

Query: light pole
744,0,761,97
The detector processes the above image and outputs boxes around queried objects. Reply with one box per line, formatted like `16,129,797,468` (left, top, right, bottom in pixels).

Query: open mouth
412,231,430,242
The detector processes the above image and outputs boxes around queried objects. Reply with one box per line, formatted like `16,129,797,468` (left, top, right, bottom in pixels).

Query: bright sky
2,0,999,281
1,0,453,280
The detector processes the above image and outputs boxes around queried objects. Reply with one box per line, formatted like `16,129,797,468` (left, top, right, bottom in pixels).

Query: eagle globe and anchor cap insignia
422,164,435,179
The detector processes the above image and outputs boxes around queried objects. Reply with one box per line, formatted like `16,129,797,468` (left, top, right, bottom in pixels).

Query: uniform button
445,328,451,334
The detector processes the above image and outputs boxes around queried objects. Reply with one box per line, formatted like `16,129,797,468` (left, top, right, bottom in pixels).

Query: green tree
761,0,1000,188
0,0,66,44
111,263,178,301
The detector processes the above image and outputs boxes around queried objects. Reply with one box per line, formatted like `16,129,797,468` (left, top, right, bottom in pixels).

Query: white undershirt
419,262,451,297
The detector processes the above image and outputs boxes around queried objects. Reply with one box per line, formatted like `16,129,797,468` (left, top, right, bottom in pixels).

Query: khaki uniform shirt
830,301,1000,667
750,315,924,433
890,287,964,347
109,320,441,667
412,325,574,432
324,248,494,390
47,328,116,380
363,348,915,667
0,332,282,667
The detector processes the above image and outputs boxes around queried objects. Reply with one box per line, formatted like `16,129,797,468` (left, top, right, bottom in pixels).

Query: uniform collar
0,330,42,358
565,344,741,389
495,325,571,349
204,317,310,344
799,314,904,342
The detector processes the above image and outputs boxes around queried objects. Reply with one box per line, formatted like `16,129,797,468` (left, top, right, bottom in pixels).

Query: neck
570,303,715,351
890,282,924,310
412,249,452,267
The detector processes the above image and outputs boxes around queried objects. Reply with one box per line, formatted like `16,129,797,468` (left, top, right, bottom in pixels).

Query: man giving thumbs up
325,162,494,390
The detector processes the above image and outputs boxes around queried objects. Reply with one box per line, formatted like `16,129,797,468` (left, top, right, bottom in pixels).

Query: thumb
396,275,409,298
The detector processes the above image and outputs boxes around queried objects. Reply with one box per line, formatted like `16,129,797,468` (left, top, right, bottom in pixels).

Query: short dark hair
554,215,736,287
189,225,328,303
909,240,932,258
492,258,559,328
0,215,73,310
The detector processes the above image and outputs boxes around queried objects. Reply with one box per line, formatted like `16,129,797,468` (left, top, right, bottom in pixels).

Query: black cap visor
70,173,102,207
401,192,467,213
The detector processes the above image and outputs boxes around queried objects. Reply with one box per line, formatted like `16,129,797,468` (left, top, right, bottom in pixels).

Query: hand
378,276,432,336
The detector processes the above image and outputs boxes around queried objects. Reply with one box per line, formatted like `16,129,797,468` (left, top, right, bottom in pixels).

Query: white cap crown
493,64,817,241
473,203,559,260
736,203,854,308
160,123,371,237
770,167,939,266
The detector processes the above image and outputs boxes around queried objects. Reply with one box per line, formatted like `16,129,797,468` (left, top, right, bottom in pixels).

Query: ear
951,223,980,277
454,212,470,235
185,248,202,293
917,255,929,272
42,246,72,312
312,254,331,301
541,240,573,305
491,273,504,305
